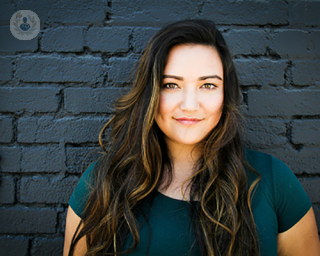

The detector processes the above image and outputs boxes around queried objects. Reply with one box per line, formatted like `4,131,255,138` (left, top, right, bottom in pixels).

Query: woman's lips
175,118,202,125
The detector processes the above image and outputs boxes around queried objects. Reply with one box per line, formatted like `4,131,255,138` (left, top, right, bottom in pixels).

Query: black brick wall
0,0,319,255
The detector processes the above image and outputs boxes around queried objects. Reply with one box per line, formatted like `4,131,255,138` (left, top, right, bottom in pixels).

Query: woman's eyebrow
198,75,223,81
163,74,223,81
163,74,183,80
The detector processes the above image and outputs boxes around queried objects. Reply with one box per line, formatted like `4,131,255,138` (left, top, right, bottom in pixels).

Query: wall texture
0,0,319,255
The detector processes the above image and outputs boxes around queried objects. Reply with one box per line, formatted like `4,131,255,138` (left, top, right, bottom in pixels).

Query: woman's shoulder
244,148,292,178
69,161,99,218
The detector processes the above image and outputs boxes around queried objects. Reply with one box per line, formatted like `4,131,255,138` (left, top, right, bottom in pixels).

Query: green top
69,149,311,256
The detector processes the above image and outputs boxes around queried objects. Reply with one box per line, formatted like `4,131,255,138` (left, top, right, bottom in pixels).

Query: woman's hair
69,19,260,256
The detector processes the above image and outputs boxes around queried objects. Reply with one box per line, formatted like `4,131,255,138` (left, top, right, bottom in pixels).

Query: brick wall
0,0,319,255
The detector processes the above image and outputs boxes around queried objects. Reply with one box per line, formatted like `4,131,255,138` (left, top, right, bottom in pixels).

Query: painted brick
17,117,107,143
31,237,64,256
66,147,99,174
108,56,139,84
299,177,320,204
59,210,67,234
262,147,320,175
112,0,199,26
0,237,29,256
86,27,131,53
132,27,160,53
0,176,15,204
234,59,286,86
19,0,107,25
0,147,21,173
244,119,287,148
15,56,103,83
224,29,269,56
292,60,320,86
0,2,15,25
65,87,124,114
247,89,320,116
0,57,12,81
0,26,38,54
20,176,78,204
42,27,84,52
313,31,320,58
0,116,14,143
201,1,287,25
21,147,61,173
0,87,60,113
292,120,320,145
289,1,320,26
271,30,314,60
0,207,56,234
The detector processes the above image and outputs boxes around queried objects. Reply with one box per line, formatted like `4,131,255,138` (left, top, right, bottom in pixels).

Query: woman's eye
202,83,216,89
163,83,178,89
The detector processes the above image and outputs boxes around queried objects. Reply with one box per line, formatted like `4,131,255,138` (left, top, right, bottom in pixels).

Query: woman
64,19,320,256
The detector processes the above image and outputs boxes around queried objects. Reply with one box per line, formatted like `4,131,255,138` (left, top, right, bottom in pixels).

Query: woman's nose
180,89,200,111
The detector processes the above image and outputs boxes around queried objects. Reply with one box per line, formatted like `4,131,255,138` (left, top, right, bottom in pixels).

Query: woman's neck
159,140,202,200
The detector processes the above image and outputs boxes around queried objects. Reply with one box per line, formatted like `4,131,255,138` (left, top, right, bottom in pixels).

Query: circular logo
10,10,40,40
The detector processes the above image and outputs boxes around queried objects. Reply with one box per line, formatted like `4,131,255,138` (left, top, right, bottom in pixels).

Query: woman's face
155,44,224,148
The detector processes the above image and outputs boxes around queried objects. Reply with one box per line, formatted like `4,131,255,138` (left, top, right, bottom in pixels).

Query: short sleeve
271,156,312,233
69,162,97,218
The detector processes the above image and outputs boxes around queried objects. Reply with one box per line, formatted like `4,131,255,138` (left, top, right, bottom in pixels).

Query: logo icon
10,10,40,40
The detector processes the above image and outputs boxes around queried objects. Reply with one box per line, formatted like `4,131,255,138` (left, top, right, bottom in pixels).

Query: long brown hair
69,19,260,256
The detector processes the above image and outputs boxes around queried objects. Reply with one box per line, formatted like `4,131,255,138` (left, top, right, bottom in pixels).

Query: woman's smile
174,117,203,126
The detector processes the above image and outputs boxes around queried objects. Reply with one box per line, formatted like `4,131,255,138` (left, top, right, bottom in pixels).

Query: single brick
21,147,61,173
108,56,139,84
86,27,131,53
15,56,103,83
132,27,160,53
31,237,64,256
112,0,199,26
17,117,107,143
66,147,99,174
0,207,56,234
271,30,312,60
0,87,60,113
201,1,287,25
0,57,12,81
224,29,269,56
0,116,14,143
262,147,320,175
289,2,320,26
234,59,286,86
0,26,38,53
247,89,320,116
65,87,124,114
42,27,84,52
20,176,79,204
0,147,21,173
0,237,29,256
299,177,320,204
19,0,107,25
0,176,15,204
292,120,320,145
292,60,320,86
244,119,287,148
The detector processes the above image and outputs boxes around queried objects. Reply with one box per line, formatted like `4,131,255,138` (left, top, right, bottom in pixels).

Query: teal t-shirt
69,149,311,256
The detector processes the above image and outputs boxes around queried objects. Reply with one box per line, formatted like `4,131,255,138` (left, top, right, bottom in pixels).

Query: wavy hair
69,19,260,256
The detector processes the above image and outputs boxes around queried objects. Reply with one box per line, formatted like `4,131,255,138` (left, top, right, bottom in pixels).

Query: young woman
64,19,320,256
